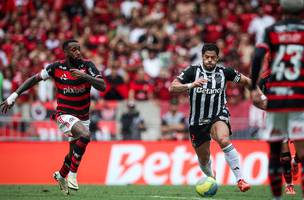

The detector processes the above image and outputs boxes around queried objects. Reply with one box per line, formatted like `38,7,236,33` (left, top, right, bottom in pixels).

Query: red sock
70,137,90,173
59,155,71,178
269,142,282,197
280,152,292,185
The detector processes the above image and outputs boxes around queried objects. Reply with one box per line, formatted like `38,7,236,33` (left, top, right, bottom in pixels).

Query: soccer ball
195,176,218,197
280,0,304,13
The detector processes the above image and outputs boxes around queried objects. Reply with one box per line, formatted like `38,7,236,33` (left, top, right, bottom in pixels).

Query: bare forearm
169,80,191,93
15,74,42,95
82,75,106,91
240,74,252,89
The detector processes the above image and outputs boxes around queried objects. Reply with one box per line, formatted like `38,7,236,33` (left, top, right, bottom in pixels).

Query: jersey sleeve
87,61,102,78
224,67,241,83
40,63,56,80
176,66,195,84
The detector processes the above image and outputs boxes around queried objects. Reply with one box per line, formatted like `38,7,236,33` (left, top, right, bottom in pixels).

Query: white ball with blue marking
195,176,218,197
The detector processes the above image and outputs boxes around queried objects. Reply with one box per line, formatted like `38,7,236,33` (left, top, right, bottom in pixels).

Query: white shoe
67,172,79,190
53,171,69,195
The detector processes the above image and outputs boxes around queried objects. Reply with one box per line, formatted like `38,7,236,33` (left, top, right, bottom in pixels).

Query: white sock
199,159,214,177
273,197,281,200
222,144,242,181
68,171,77,178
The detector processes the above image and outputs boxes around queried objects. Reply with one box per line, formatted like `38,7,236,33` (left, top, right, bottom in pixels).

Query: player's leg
194,141,215,178
210,121,250,192
280,140,295,195
189,125,215,178
293,140,304,198
291,152,300,181
268,141,283,199
58,140,75,179
69,121,91,175
288,112,304,198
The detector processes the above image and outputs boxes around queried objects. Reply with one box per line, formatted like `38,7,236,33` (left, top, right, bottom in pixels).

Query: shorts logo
199,119,211,124
69,118,75,123
292,127,303,134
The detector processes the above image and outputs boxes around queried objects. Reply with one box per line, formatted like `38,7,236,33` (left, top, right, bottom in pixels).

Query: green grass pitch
0,185,301,200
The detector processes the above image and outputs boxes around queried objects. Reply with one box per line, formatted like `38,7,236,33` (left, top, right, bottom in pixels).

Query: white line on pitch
108,194,221,200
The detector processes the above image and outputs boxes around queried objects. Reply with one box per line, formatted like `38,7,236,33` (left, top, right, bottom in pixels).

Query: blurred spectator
120,101,146,140
45,31,60,50
0,71,3,101
102,65,128,100
129,68,153,101
142,49,163,78
160,98,187,140
120,0,142,19
248,7,275,44
154,68,171,101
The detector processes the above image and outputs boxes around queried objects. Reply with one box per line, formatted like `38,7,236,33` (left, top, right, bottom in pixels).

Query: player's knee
80,132,91,140
216,137,230,148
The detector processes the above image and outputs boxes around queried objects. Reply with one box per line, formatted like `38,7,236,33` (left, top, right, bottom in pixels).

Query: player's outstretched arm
0,73,43,113
169,78,207,93
70,69,106,91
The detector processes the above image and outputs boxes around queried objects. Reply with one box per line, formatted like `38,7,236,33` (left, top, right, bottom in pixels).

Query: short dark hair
62,39,79,50
201,43,219,56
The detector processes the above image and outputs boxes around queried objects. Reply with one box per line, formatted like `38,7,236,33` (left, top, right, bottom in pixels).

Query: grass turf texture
0,185,301,200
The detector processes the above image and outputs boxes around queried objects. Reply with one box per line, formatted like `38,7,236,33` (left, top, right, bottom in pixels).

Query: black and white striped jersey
177,63,241,126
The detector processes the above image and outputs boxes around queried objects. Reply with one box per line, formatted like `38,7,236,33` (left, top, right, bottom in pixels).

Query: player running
169,43,264,192
0,39,106,195
250,0,304,199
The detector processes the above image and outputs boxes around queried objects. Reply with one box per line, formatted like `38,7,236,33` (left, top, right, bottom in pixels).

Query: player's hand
0,101,13,113
70,69,87,79
251,89,267,110
191,78,208,88
0,92,18,114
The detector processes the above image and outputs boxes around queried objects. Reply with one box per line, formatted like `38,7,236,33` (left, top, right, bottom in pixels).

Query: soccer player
169,43,260,192
257,73,299,195
250,0,304,199
0,39,106,195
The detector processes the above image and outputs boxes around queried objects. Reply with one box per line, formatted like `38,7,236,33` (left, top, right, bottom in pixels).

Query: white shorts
56,114,90,139
259,112,304,141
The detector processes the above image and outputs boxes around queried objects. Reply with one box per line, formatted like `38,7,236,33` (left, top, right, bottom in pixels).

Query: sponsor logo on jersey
195,87,222,94
60,73,68,81
63,85,86,94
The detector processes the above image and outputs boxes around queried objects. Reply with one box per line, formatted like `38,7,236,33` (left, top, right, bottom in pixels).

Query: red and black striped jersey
40,60,101,120
257,18,304,112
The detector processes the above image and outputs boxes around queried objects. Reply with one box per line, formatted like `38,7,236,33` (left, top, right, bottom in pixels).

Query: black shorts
189,112,232,148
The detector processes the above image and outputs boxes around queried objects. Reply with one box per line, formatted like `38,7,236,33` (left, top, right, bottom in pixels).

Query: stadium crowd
0,0,281,140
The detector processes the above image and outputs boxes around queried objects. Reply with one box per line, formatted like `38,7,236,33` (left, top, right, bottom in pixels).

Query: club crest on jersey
214,72,222,83
60,73,68,81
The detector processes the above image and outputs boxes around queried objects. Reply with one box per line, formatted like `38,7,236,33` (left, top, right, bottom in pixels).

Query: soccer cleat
285,185,296,195
237,179,251,192
291,162,299,182
53,171,69,195
67,172,79,190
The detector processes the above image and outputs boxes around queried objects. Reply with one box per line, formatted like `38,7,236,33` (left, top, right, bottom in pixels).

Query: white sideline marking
108,194,220,200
